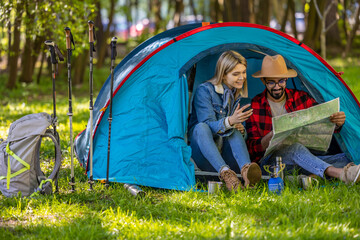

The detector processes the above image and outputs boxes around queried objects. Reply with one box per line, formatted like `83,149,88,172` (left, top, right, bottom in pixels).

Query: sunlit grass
1,61,360,239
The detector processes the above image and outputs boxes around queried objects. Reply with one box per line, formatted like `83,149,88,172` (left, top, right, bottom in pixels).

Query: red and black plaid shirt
246,88,318,162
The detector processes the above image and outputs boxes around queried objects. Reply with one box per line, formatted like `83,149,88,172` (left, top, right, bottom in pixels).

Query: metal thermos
208,181,223,194
124,184,146,198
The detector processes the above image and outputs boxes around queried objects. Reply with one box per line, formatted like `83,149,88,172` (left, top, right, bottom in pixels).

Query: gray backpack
0,113,61,197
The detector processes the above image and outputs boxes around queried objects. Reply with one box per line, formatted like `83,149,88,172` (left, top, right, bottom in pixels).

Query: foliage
0,0,97,58
0,60,360,239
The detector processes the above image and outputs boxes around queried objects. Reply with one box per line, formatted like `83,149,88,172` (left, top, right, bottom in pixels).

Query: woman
188,50,261,192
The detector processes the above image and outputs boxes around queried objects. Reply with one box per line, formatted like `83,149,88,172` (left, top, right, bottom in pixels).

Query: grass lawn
0,58,360,239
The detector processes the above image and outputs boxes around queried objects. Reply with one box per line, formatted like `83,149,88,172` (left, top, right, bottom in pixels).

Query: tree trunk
6,21,11,72
223,0,249,22
189,0,198,20
249,0,256,23
239,0,250,22
326,0,341,47
281,0,291,32
19,0,36,83
340,0,348,40
96,0,116,69
95,0,104,60
303,0,324,50
210,0,223,22
223,0,233,22
73,50,89,86
174,0,184,27
153,0,163,33
7,3,23,89
37,51,45,84
289,0,298,39
19,35,34,83
31,35,45,71
344,0,360,56
257,0,271,26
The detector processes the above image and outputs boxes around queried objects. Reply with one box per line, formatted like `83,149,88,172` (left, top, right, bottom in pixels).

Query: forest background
0,0,359,90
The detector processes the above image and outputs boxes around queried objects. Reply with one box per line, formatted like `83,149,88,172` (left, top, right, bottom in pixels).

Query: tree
223,0,251,22
344,0,360,56
303,0,325,51
96,0,116,69
313,0,339,59
174,0,184,27
7,1,23,89
257,0,272,26
19,0,37,83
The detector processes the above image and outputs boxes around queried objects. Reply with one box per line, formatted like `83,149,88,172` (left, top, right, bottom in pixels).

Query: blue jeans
190,122,251,173
260,143,351,178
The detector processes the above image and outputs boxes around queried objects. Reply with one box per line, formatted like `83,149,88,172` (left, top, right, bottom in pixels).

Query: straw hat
252,55,297,78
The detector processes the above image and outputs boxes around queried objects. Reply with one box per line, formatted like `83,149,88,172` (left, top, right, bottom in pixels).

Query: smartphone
240,98,252,112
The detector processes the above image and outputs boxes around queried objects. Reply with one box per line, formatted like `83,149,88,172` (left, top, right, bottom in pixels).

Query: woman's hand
330,111,346,127
234,123,245,134
228,104,253,126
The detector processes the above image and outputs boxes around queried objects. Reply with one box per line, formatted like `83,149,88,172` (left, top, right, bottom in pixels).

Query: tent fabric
75,22,360,191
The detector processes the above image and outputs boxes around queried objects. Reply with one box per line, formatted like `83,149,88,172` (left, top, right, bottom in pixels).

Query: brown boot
219,169,242,192
340,163,360,184
241,162,262,188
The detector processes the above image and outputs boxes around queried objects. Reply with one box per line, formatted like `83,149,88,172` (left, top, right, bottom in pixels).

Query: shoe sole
247,164,262,185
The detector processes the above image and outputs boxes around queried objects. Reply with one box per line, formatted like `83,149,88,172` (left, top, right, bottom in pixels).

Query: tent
74,22,360,191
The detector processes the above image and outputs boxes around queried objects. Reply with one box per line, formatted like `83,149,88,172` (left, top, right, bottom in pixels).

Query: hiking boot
241,162,262,188
339,163,360,184
219,169,242,192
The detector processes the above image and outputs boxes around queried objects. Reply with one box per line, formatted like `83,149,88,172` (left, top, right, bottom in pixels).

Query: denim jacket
188,81,247,138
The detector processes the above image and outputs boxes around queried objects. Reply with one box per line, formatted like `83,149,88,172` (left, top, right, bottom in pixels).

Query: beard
267,87,285,100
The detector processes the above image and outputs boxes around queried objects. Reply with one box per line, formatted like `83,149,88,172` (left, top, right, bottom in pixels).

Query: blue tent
75,22,360,191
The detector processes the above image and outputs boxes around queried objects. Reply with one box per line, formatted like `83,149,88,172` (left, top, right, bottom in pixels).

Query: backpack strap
30,179,53,197
0,143,30,189
32,129,61,195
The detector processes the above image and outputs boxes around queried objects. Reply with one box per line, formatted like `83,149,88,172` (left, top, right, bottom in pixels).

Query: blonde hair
209,50,248,98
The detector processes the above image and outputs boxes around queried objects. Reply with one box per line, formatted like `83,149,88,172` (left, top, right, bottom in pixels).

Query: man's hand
228,104,253,126
330,111,346,127
261,131,273,151
234,123,245,134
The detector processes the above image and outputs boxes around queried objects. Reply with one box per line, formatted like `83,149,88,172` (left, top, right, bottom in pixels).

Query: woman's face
223,63,246,90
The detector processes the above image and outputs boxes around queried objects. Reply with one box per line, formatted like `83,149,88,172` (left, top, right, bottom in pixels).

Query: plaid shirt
246,88,318,162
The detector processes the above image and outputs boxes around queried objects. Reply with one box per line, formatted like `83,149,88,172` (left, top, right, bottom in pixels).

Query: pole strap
70,31,75,50
92,26,96,52
0,143,30,189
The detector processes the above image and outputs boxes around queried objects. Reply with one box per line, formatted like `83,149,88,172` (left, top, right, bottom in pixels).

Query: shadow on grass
0,214,114,240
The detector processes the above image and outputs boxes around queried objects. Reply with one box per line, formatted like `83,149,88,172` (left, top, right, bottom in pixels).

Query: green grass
1,59,360,239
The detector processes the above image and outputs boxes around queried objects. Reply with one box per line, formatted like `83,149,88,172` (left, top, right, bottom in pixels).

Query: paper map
262,98,340,161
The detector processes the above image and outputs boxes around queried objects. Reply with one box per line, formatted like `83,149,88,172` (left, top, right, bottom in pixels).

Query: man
246,54,360,184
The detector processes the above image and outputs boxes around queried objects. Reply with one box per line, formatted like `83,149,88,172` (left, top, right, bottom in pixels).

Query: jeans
260,143,351,178
190,122,251,173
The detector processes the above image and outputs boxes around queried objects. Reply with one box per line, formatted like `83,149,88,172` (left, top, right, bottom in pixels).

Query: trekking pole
44,40,64,193
105,37,118,189
65,27,76,192
88,20,96,191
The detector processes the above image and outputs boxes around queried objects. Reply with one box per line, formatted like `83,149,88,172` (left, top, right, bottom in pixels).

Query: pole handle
88,20,95,43
44,40,64,66
110,37,118,60
65,27,75,50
